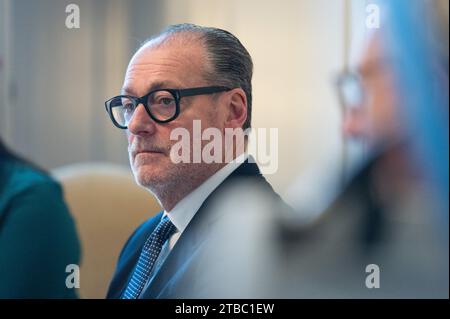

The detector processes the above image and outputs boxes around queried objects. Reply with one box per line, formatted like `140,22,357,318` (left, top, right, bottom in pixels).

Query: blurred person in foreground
268,0,449,297
0,138,80,298
206,0,449,298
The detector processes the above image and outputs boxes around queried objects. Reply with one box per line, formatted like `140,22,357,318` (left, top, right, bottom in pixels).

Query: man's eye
159,97,174,105
123,103,134,112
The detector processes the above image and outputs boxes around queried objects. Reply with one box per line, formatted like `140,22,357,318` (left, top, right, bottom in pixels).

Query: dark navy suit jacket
106,159,290,298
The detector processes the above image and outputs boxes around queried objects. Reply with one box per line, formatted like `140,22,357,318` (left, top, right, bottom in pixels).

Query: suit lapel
107,211,163,299
142,158,264,298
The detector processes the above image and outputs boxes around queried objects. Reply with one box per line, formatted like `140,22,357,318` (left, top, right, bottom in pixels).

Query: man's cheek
126,130,134,143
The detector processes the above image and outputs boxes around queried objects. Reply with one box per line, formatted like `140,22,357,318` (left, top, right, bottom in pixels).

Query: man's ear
224,88,247,129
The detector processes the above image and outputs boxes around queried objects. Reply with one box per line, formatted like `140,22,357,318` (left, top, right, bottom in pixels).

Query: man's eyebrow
121,81,176,96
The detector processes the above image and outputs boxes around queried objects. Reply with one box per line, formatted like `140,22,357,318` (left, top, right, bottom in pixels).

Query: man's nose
127,103,156,136
342,109,366,140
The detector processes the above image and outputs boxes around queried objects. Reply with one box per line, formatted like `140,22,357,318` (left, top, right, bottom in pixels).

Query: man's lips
133,149,165,157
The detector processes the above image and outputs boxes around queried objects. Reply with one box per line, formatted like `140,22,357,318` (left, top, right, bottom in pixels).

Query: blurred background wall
0,0,374,201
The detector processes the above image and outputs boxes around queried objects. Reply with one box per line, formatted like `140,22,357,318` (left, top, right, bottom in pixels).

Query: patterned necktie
122,215,176,299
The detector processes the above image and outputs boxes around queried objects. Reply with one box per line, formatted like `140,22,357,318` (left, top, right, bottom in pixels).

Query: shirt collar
163,152,249,233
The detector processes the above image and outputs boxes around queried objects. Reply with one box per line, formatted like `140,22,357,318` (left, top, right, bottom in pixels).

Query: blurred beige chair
52,162,160,299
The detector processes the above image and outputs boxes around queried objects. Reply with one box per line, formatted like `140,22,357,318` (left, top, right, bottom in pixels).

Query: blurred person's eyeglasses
335,60,393,111
335,71,365,110
105,86,231,129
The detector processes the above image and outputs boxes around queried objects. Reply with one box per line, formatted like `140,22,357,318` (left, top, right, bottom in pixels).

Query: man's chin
133,165,166,188
135,174,157,189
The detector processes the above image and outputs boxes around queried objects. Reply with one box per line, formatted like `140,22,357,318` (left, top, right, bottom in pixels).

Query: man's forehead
123,40,206,95
131,36,205,67
359,34,393,76
350,32,388,75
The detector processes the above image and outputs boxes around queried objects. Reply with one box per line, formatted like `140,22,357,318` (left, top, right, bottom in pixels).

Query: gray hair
143,23,253,129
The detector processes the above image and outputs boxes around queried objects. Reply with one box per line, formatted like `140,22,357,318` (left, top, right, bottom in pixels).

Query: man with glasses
105,24,291,299
336,34,401,153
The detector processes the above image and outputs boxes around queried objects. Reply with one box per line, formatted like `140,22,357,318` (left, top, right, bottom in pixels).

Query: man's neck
155,150,248,211
155,162,226,212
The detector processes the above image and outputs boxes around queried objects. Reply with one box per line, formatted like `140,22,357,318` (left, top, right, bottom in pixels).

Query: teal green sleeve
0,180,81,298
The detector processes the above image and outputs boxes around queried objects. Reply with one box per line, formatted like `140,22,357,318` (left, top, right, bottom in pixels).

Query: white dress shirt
139,152,248,297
